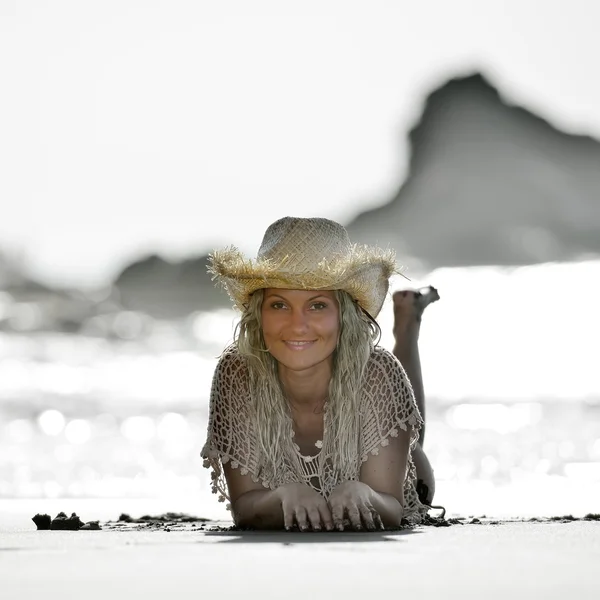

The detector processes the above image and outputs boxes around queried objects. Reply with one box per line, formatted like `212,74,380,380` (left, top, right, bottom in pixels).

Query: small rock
50,512,85,530
32,513,52,530
80,521,101,530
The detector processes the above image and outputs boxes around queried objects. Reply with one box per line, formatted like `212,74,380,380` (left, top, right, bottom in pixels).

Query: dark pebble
50,512,85,530
118,513,133,522
32,514,52,530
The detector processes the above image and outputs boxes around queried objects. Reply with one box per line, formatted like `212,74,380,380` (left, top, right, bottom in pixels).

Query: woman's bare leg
392,286,439,504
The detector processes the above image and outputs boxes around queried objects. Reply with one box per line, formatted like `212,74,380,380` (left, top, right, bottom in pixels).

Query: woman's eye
270,302,286,310
310,302,327,310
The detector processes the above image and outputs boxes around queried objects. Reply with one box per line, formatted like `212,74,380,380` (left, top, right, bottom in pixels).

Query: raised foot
392,286,440,324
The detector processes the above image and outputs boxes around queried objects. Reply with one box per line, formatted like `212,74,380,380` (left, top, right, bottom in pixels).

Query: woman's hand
328,481,385,531
275,482,334,532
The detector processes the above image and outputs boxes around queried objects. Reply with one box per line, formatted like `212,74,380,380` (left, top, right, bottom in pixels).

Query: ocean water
1,261,599,520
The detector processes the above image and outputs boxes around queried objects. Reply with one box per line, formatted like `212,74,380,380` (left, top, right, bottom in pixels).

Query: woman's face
260,289,340,374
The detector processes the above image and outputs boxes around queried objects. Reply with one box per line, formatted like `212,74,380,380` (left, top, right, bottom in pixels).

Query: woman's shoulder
361,346,413,404
366,346,404,374
360,346,422,431
216,343,247,369
213,344,250,386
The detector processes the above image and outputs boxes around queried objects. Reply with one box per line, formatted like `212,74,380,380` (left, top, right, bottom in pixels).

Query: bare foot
393,286,440,333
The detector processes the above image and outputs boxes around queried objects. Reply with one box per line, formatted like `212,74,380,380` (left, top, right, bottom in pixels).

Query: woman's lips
283,340,316,351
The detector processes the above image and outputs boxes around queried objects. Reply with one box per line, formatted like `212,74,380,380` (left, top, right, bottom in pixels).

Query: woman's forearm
231,489,284,530
369,489,404,528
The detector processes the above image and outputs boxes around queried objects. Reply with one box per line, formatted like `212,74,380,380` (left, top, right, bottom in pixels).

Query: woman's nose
290,309,309,333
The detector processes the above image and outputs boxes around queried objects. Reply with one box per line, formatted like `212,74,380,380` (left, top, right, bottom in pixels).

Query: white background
2,0,600,287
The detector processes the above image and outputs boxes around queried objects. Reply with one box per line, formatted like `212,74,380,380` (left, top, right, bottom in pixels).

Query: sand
1,504,599,600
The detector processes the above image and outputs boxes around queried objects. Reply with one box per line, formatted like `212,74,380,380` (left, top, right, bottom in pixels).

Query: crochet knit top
201,345,429,524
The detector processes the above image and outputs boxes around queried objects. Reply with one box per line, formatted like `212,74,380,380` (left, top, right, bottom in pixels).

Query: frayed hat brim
208,244,403,318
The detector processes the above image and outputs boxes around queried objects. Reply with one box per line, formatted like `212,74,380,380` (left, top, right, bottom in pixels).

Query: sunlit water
1,261,599,520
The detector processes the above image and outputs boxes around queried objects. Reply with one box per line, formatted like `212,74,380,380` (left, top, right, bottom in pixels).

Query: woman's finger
330,500,345,531
295,507,309,532
346,502,362,530
319,503,334,532
306,506,322,531
373,510,385,530
283,503,295,531
359,504,376,531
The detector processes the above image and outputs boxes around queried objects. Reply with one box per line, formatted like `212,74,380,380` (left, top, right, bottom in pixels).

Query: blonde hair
234,289,380,483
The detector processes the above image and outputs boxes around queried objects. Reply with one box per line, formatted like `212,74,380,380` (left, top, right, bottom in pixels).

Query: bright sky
2,0,600,288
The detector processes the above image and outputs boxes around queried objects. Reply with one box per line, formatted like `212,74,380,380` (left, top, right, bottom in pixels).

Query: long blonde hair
234,289,380,482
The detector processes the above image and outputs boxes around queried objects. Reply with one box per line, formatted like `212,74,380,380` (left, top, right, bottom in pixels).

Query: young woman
201,216,436,531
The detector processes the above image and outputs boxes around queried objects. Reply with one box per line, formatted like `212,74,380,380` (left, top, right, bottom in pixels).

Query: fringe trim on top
207,244,404,317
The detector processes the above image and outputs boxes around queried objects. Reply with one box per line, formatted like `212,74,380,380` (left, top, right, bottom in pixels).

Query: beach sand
1,503,599,600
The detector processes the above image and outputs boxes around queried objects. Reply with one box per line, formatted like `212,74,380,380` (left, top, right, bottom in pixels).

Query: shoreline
3,474,600,530
2,495,598,535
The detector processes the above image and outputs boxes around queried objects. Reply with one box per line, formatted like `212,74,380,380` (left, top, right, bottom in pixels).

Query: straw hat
207,216,401,318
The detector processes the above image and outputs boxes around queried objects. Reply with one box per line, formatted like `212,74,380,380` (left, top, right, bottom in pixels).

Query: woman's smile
284,340,317,350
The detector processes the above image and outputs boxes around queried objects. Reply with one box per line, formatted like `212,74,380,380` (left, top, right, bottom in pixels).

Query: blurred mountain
0,248,119,333
345,73,600,272
5,72,600,326
113,253,224,318
0,248,47,293
0,247,226,329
